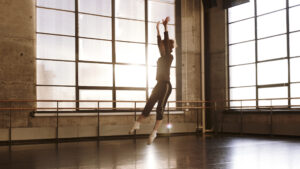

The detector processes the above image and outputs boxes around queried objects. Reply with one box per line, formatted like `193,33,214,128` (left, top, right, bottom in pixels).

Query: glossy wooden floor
1,135,300,169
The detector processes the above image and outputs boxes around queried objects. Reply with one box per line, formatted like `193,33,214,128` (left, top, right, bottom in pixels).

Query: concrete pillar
180,0,203,125
181,0,202,102
0,0,36,128
205,0,227,131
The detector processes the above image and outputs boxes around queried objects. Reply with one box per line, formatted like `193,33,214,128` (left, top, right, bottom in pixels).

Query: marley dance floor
1,134,300,169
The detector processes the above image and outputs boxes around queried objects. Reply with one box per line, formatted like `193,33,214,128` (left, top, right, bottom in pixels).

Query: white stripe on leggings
161,83,170,108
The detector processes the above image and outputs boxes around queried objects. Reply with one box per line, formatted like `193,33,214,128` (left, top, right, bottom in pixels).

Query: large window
36,0,176,110
228,0,300,108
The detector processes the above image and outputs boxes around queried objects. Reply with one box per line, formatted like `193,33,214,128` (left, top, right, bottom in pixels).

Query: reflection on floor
1,135,300,169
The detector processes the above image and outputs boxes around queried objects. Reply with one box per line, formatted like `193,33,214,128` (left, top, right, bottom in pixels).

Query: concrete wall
0,0,204,141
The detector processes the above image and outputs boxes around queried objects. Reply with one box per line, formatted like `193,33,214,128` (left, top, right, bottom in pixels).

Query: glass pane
37,8,75,35
290,32,300,57
116,90,146,108
37,34,75,61
290,58,300,82
289,0,300,6
116,42,145,64
37,60,75,85
229,41,255,65
79,63,113,86
79,14,112,39
168,89,176,101
115,65,146,87
229,64,256,87
158,0,175,4
148,23,175,44
37,0,75,11
229,19,255,44
257,35,287,61
79,90,112,109
291,84,300,107
153,0,175,3
148,44,160,66
116,0,144,20
230,87,256,108
291,99,300,107
257,59,288,85
79,38,112,62
148,66,157,88
170,68,176,88
148,1,175,24
172,52,176,67
289,6,300,32
79,0,111,16
230,87,256,100
228,0,254,23
257,0,286,15
229,101,243,109
258,87,288,106
169,89,176,108
291,83,300,97
37,86,75,110
257,10,286,38
116,19,145,42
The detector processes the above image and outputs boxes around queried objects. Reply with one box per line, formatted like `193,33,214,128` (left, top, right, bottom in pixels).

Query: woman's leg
153,120,163,131
128,115,146,134
129,84,160,134
147,120,163,144
148,82,172,144
137,114,146,122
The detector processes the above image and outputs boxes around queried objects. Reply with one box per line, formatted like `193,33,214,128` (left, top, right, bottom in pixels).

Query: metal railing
0,100,215,145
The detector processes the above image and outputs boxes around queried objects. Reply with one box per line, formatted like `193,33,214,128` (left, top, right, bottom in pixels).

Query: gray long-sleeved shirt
156,31,173,82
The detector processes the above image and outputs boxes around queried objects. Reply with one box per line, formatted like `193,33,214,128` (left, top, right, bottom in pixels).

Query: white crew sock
129,121,140,134
148,130,157,145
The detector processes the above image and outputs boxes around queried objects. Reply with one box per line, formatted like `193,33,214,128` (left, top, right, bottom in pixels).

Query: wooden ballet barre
225,105,300,109
0,106,211,111
168,100,211,103
226,97,300,102
0,100,212,103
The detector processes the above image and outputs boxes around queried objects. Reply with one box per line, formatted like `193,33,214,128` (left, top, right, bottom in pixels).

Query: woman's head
169,39,176,50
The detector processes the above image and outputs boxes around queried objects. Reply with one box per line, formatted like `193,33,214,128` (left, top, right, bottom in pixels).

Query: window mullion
112,0,116,108
75,0,79,110
145,0,149,99
254,0,258,108
287,0,291,107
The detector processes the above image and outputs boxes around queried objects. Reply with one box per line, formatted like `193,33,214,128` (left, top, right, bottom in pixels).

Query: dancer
129,16,175,145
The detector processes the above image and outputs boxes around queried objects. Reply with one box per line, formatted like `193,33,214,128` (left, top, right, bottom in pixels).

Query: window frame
227,0,300,109
36,0,179,111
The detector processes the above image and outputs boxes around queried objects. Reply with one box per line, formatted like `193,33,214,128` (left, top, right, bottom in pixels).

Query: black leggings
142,81,172,120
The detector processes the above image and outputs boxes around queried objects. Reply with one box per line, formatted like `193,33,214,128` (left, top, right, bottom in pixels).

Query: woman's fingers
166,16,170,22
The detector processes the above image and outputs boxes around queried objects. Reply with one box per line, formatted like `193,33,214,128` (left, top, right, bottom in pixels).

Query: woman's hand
162,17,170,26
156,21,160,30
156,21,160,36
162,16,170,31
